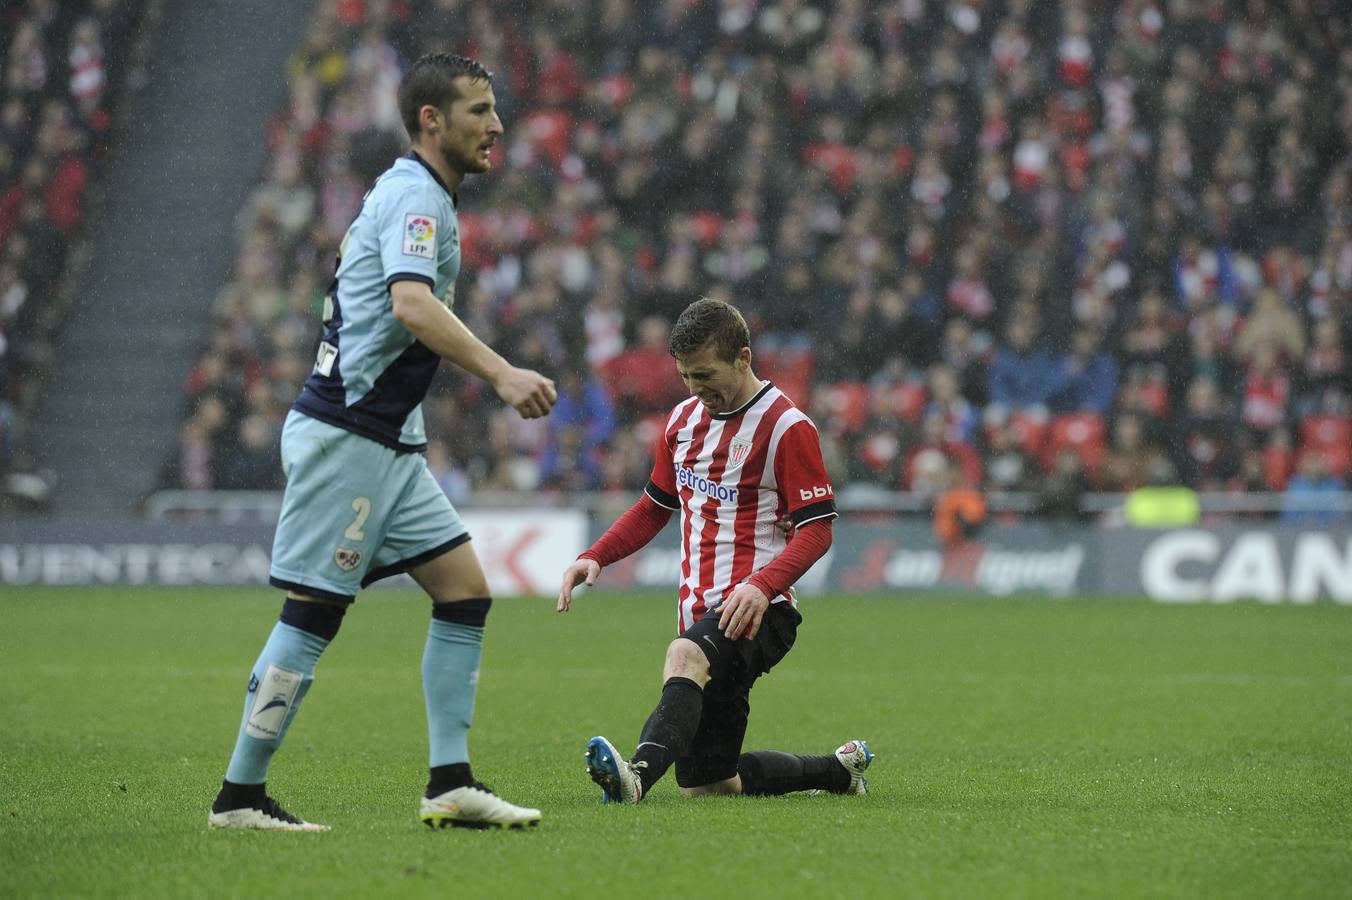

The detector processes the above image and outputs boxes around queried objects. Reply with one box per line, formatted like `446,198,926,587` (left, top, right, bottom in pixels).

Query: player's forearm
391,285,510,383
580,493,673,567
746,519,833,599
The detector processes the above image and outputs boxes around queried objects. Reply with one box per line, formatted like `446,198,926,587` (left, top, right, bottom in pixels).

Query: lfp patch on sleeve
403,214,437,259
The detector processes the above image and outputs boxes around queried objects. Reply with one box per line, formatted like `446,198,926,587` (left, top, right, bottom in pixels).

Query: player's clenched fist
494,366,557,419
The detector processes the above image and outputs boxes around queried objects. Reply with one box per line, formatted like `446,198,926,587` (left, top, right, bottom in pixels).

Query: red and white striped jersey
644,382,837,633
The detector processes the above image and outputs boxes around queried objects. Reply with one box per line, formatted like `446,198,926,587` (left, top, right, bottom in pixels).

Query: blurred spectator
1233,288,1305,366
426,437,472,506
981,415,1038,494
938,316,991,406
1296,318,1348,416
924,364,977,445
217,412,282,491
1280,450,1347,526
1050,326,1118,414
1099,412,1168,493
1173,378,1237,489
907,448,949,504
1239,342,1292,439
850,384,914,489
1119,289,1179,373
988,315,1060,416
932,457,988,547
1225,444,1279,520
903,412,982,494
1036,449,1091,523
550,367,616,449
600,315,686,419
538,424,604,493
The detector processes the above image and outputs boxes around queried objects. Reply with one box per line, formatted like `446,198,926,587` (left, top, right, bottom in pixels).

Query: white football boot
420,782,542,830
585,736,643,804
834,739,874,795
208,795,330,832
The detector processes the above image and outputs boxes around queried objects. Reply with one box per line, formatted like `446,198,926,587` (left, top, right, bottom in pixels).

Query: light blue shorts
268,411,468,602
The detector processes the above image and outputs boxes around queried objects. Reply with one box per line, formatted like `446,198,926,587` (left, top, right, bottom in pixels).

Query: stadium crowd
166,0,1352,517
0,0,143,504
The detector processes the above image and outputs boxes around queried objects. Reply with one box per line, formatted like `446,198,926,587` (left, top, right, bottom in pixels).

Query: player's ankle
214,779,268,811
426,762,473,797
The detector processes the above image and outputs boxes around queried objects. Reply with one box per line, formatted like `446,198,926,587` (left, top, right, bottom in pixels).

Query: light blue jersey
294,152,461,451
270,151,470,601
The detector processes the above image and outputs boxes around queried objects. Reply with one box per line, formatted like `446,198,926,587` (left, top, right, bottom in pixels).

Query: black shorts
673,601,802,789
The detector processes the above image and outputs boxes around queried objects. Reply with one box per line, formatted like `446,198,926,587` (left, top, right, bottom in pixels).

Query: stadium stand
132,0,1352,512
0,0,147,510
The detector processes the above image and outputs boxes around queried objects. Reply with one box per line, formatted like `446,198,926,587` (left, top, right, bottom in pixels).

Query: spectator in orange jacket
933,457,988,547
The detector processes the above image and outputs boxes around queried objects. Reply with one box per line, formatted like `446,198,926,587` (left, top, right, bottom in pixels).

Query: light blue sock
224,623,329,784
422,619,484,767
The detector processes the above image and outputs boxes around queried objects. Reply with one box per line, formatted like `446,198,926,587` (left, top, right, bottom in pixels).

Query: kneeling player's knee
280,597,348,641
680,778,740,797
664,638,711,683
432,597,493,628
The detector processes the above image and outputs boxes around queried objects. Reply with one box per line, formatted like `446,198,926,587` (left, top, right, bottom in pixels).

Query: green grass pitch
1,587,1349,898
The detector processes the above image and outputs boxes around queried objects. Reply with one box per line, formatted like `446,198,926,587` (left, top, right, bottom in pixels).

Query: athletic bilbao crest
727,438,753,470
333,547,363,571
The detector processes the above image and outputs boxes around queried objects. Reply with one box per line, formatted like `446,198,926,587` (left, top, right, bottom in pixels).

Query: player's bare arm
717,582,770,640
557,558,602,612
390,280,556,418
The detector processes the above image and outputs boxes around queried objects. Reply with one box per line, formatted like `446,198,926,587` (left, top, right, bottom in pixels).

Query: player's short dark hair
669,297,751,362
398,53,494,138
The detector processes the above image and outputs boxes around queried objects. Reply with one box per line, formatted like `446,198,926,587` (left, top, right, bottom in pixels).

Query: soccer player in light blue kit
208,53,556,832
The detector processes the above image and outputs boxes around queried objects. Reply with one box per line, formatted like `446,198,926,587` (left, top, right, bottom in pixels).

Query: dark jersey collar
405,150,458,206
710,381,775,420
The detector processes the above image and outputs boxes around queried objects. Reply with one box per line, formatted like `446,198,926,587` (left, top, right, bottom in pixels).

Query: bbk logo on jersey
403,214,437,258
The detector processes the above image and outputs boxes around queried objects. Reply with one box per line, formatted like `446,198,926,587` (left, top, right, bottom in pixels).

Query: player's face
439,77,503,176
675,341,753,414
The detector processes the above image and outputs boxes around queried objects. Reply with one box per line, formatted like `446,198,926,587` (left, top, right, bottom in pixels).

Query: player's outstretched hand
718,583,770,640
494,366,557,419
557,558,601,612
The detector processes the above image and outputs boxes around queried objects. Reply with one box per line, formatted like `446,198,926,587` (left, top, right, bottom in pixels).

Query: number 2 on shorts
344,497,372,541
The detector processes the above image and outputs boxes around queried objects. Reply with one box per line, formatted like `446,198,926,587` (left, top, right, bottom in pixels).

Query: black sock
736,751,850,796
630,677,704,795
213,778,267,811
426,762,473,797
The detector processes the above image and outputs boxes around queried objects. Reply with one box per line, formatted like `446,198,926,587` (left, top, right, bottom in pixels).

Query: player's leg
366,464,538,828
673,603,871,798
586,635,709,804
674,677,751,798
210,594,347,831
631,637,711,787
413,545,492,789
729,604,873,796
411,545,539,828
211,414,379,832
734,740,874,796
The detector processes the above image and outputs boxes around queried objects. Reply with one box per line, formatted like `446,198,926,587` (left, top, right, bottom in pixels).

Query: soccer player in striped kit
558,298,873,803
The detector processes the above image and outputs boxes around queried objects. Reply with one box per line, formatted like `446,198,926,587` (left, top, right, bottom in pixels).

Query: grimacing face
675,340,753,414
437,76,503,175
